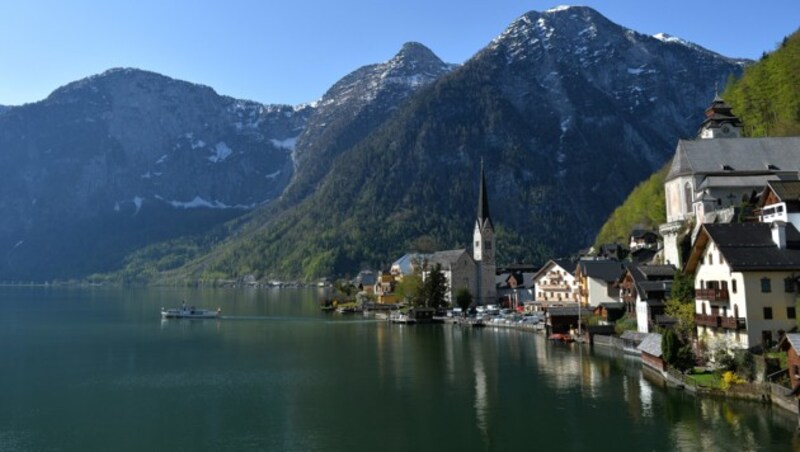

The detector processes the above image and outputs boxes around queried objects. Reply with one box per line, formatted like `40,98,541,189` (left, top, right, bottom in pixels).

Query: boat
161,305,221,319
548,333,574,343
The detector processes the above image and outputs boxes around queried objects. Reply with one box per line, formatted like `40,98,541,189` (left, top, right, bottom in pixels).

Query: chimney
771,221,787,249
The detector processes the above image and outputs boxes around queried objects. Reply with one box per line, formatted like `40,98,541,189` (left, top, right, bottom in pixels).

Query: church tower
698,92,743,139
473,161,497,305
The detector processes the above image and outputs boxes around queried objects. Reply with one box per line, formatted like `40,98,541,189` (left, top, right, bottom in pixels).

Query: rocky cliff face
0,68,309,279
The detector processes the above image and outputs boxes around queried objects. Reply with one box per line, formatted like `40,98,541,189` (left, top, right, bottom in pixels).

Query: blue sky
1,1,797,106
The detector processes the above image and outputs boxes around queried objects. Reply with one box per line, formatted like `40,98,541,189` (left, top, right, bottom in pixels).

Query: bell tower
698,90,743,139
473,160,497,305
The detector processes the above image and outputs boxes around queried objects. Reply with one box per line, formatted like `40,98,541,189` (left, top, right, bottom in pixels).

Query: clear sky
1,1,797,106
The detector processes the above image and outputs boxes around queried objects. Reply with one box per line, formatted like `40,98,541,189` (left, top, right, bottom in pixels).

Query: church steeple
477,159,493,231
698,91,743,139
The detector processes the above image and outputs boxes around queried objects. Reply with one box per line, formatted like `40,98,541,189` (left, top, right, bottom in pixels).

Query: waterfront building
617,264,676,333
575,260,625,307
532,259,579,307
426,249,476,306
685,222,800,349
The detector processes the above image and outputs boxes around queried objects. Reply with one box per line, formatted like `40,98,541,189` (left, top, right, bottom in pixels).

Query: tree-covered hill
724,30,800,137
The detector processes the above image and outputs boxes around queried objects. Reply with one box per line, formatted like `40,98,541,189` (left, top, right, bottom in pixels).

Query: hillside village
340,93,800,415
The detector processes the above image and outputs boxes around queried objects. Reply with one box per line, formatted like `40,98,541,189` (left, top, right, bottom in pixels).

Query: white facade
694,241,797,349
533,262,579,305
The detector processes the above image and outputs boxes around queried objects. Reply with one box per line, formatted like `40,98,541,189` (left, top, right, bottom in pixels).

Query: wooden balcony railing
695,288,729,302
695,313,721,327
721,316,747,330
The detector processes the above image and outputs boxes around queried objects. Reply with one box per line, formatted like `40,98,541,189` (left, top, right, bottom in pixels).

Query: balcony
721,316,746,330
695,288,729,302
538,284,572,291
694,314,747,330
695,314,721,328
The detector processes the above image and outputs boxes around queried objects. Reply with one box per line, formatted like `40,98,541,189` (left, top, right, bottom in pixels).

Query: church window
684,183,692,214
485,242,492,250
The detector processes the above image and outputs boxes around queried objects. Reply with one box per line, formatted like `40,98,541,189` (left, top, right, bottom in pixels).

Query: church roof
666,137,800,181
428,249,469,268
477,161,493,230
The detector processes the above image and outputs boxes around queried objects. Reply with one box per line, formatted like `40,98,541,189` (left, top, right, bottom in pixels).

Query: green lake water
0,287,798,451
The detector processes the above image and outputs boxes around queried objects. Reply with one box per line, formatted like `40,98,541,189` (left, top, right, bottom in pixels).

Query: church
409,162,498,306
660,94,800,268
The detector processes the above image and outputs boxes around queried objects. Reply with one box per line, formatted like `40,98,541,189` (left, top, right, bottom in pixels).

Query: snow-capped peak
545,5,576,13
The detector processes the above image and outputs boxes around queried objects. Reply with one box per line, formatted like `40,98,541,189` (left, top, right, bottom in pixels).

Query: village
327,94,800,420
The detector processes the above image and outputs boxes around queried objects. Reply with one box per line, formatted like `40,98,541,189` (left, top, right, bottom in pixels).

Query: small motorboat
161,305,221,319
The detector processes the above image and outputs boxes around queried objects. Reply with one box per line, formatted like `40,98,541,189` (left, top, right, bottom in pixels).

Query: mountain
0,68,310,280
281,42,456,205
0,44,456,282
592,28,800,248
159,6,746,282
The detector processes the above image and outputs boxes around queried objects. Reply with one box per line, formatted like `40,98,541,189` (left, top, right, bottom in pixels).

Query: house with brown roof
685,222,800,350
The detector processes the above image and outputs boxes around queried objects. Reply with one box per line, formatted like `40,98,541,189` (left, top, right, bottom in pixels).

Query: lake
0,287,798,451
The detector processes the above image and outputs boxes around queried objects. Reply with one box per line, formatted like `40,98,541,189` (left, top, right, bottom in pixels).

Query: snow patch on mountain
208,142,233,163
160,195,254,210
270,137,298,151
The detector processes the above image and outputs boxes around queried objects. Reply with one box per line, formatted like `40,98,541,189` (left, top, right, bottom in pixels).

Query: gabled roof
785,333,800,352
685,223,800,273
532,259,577,281
637,333,663,357
637,265,676,279
759,180,800,212
428,249,470,268
666,137,800,181
578,260,625,282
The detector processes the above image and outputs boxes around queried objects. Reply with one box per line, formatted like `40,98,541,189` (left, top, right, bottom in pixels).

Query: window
708,253,713,265
785,278,796,293
788,307,796,319
732,279,737,294
684,182,692,214
761,277,772,293
485,242,492,250
763,307,773,320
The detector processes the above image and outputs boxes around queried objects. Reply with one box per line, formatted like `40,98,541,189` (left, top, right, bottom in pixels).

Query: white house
575,260,625,307
685,222,800,349
532,259,579,307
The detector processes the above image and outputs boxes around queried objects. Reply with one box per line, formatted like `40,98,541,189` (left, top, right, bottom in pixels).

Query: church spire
477,159,493,230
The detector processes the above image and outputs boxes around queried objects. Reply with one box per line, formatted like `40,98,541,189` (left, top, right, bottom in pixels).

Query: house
758,180,800,228
618,264,676,333
629,229,660,251
637,333,665,372
496,265,537,309
685,222,800,350
659,95,800,268
532,259,579,308
373,273,398,304
354,270,378,294
576,260,625,307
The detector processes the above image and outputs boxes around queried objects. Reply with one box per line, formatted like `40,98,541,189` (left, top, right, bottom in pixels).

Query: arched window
684,182,693,214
